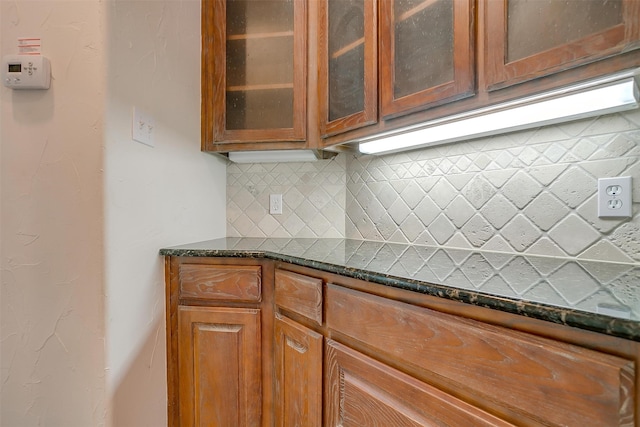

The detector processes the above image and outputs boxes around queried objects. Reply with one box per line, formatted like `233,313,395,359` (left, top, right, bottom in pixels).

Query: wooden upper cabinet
319,0,378,137
379,0,475,119
485,0,640,91
202,0,307,149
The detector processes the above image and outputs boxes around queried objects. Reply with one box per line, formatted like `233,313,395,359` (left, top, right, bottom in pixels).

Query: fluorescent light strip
228,149,318,163
359,75,640,155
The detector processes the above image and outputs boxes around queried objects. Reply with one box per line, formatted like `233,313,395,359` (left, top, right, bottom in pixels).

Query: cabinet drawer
179,264,261,302
275,269,323,325
326,340,514,427
326,285,635,427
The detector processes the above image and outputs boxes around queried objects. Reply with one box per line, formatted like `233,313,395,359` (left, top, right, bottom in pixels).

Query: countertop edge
160,247,640,342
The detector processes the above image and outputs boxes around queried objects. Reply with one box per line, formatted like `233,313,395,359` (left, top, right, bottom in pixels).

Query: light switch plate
132,107,155,147
597,176,632,218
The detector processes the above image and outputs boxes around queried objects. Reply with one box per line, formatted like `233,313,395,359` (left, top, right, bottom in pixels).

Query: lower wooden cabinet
166,258,639,427
177,306,261,427
325,340,513,427
325,284,636,427
274,314,323,426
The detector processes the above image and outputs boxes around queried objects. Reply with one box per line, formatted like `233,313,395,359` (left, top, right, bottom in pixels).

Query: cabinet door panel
274,314,323,427
485,0,640,90
178,306,261,427
326,285,636,426
325,340,514,426
203,0,306,146
319,0,378,137
379,0,474,118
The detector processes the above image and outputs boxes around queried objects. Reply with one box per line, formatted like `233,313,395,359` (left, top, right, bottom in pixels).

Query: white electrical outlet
597,176,632,218
270,194,283,215
132,107,155,147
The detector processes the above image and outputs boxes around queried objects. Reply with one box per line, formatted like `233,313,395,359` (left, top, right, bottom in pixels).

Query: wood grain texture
178,306,261,427
322,0,640,151
167,258,640,427
484,0,640,91
200,0,216,151
325,340,514,427
326,284,635,427
274,314,323,427
179,264,262,302
318,0,378,138
201,0,307,149
275,269,323,325
165,257,179,426
379,0,475,119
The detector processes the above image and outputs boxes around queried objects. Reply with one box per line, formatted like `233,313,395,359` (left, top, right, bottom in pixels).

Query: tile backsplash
227,155,346,238
227,109,640,264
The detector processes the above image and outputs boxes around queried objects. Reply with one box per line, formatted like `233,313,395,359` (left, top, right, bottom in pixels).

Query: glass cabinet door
379,0,474,119
485,0,640,90
319,0,378,137
203,0,307,146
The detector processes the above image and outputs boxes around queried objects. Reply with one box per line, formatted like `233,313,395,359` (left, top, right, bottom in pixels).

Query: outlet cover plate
597,176,632,218
269,194,283,215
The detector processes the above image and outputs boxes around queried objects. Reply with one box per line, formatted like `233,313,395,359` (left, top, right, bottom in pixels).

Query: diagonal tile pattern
346,109,640,264
227,110,640,314
338,240,640,319
227,155,346,238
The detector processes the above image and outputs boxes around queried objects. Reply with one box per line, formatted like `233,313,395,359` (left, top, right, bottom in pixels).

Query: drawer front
179,264,261,302
326,285,635,427
326,340,514,427
275,269,323,325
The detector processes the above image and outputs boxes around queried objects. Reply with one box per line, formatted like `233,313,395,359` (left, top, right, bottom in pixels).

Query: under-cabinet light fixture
358,72,640,155
228,150,318,163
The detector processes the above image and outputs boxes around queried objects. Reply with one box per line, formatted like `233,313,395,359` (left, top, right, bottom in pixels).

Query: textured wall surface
227,109,639,264
227,110,640,316
1,1,227,426
227,155,346,238
104,1,227,426
346,109,640,264
1,1,107,425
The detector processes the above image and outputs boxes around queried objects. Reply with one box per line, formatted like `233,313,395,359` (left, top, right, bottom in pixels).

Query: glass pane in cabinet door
226,89,294,130
394,0,454,100
227,0,294,34
507,0,623,62
225,0,295,130
328,0,365,122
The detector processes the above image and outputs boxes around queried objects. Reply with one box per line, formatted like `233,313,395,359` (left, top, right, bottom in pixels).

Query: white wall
1,1,228,426
1,1,107,425
104,1,226,425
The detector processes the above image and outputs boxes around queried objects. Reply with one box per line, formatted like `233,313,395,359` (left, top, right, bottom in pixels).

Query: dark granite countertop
160,238,640,342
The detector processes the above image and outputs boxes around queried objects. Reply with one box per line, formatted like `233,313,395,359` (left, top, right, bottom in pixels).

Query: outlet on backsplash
270,194,283,215
227,109,640,263
598,177,632,218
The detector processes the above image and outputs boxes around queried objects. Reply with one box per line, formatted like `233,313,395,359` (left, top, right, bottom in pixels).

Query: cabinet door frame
274,314,323,426
379,0,475,119
318,0,378,138
484,0,640,91
178,306,262,427
202,0,307,146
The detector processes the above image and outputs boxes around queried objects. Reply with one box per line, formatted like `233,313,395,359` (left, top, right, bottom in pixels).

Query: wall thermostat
2,55,51,90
